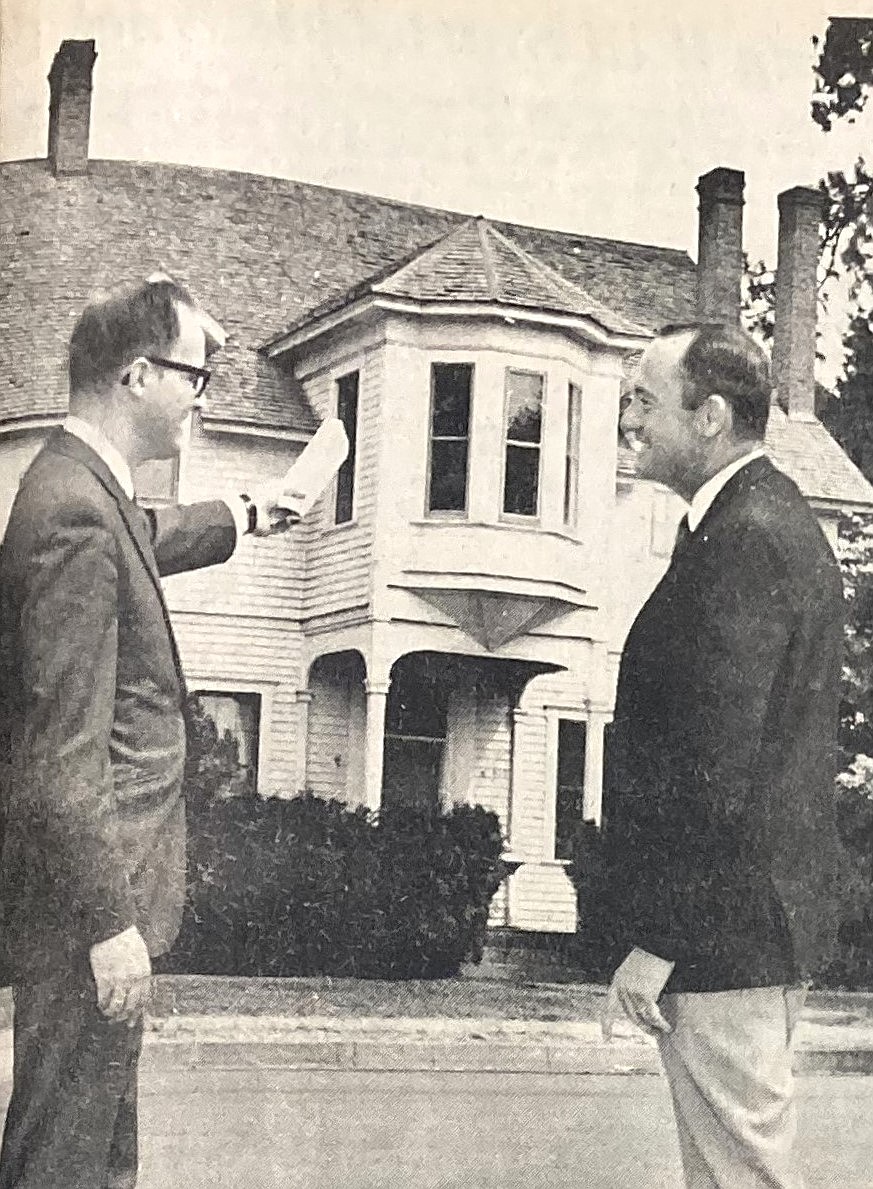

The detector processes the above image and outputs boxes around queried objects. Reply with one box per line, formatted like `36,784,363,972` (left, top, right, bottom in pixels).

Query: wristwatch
240,493,258,535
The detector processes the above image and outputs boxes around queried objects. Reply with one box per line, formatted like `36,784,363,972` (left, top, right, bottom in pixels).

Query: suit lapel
45,430,188,699
672,455,775,567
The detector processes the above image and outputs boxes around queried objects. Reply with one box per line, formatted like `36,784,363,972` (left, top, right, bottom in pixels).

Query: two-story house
3,40,872,933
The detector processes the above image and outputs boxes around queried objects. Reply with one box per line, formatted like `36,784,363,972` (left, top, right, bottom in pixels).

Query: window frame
543,709,589,862
189,684,268,797
334,369,360,526
563,382,582,528
500,367,545,522
425,361,474,518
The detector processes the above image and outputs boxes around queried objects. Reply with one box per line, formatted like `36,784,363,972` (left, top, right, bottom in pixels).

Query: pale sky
1,0,871,268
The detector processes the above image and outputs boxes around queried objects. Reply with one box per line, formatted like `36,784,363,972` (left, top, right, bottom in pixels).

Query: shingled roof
0,158,697,431
4,154,871,508
765,406,873,509
275,217,651,342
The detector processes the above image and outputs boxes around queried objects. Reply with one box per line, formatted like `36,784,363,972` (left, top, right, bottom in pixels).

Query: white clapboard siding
163,421,306,619
173,611,304,799
298,351,382,620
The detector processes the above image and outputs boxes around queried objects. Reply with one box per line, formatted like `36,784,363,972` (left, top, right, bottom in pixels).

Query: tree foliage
812,18,873,132
809,20,873,311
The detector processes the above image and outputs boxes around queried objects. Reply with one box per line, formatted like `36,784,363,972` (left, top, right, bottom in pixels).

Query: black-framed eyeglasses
122,355,212,398
146,356,212,398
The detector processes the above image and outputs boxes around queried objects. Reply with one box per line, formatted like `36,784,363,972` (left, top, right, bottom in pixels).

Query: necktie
672,514,692,560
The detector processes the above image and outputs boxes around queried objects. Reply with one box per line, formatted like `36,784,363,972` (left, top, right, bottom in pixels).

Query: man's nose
620,403,639,432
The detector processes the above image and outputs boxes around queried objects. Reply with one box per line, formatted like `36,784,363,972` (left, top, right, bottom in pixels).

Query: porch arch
304,650,368,806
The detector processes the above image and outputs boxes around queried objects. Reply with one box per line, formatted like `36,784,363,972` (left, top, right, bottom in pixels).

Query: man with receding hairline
601,322,846,1187
0,276,302,1188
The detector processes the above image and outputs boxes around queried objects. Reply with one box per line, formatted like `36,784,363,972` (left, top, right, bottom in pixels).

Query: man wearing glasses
0,277,299,1187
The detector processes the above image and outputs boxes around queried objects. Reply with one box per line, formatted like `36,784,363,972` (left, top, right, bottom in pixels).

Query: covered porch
304,648,561,819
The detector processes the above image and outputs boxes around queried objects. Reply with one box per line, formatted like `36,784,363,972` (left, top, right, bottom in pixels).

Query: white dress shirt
63,416,136,501
686,448,766,533
62,415,249,538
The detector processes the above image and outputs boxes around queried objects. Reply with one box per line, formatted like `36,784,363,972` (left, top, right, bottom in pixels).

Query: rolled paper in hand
272,417,349,521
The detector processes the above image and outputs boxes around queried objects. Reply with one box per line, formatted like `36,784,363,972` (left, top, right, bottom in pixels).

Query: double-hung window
190,690,262,796
334,371,359,524
503,369,544,517
427,363,473,514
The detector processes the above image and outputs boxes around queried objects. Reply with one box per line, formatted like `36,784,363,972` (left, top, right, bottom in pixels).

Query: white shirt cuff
227,496,251,540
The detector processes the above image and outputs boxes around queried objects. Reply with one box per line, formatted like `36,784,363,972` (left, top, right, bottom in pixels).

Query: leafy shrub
564,821,621,982
160,786,508,980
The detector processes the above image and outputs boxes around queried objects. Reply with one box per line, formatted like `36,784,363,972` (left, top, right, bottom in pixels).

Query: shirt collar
62,416,136,501
686,448,766,533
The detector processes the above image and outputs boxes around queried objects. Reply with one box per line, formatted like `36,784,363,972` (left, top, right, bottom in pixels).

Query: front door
381,657,447,813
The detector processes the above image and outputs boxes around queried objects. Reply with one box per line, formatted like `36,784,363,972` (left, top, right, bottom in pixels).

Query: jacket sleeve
14,506,137,946
146,500,238,577
625,533,795,960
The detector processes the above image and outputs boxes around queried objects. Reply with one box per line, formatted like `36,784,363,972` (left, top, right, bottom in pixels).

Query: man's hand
90,926,151,1027
245,482,306,537
251,417,349,534
602,947,675,1040
252,486,305,536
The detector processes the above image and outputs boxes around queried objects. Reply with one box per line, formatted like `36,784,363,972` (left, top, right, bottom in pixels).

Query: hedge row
159,792,508,980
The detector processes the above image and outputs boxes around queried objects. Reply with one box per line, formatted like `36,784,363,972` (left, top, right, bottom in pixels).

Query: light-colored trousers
656,986,807,1189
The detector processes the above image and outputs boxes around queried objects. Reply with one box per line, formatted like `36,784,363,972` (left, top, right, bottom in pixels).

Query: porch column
583,710,610,826
363,680,389,812
294,689,314,794
505,706,546,928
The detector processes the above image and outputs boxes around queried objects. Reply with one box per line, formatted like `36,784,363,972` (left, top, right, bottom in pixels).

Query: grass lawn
150,972,607,1021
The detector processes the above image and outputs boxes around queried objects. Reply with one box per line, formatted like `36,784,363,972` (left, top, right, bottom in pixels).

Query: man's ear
122,357,149,397
699,393,730,439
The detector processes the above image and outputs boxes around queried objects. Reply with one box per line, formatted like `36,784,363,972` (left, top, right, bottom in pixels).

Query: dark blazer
604,455,847,992
0,429,237,984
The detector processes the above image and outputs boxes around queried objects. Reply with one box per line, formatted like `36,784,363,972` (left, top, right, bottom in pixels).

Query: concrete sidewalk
2,976,871,1079
135,977,873,1078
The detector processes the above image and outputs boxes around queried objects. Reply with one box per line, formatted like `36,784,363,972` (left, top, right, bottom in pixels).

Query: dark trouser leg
0,973,143,1189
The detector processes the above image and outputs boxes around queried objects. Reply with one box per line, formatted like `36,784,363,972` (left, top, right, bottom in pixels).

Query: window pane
335,371,359,524
429,439,468,512
563,457,577,524
567,383,582,448
555,719,586,861
503,444,539,516
432,363,472,437
194,691,261,796
506,371,543,443
564,383,582,525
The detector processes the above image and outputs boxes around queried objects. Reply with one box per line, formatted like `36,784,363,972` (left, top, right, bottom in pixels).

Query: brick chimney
696,167,745,322
772,186,822,421
48,40,97,176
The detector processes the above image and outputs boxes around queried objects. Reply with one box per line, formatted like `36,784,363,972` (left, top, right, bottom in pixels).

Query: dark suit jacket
0,429,237,984
604,456,847,991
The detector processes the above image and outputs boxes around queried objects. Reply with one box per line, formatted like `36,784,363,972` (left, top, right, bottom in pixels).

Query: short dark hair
658,321,772,440
68,277,197,396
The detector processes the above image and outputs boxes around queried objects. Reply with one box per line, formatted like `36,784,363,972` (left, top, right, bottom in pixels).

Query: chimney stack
772,187,822,421
48,40,97,176
696,167,745,323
